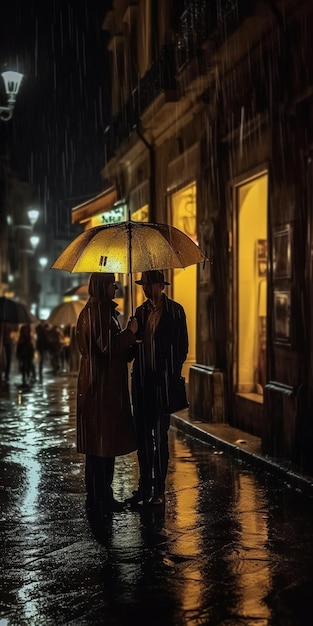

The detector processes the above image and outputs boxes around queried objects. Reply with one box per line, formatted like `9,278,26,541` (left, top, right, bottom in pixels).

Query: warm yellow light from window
132,204,149,222
172,183,197,243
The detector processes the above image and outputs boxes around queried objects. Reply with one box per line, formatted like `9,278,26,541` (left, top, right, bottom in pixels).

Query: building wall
99,0,313,470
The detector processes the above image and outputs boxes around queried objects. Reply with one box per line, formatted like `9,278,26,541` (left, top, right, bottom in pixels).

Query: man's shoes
133,495,166,510
125,491,153,509
125,490,166,508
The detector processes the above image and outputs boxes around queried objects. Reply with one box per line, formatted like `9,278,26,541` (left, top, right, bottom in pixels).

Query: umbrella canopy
0,297,37,324
51,220,207,274
46,300,85,327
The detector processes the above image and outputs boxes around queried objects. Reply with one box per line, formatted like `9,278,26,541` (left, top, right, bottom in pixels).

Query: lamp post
0,69,24,300
0,71,23,122
12,209,40,310
28,227,40,318
38,256,49,319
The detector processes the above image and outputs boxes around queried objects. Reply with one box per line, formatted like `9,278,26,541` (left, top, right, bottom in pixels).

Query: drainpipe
135,126,156,222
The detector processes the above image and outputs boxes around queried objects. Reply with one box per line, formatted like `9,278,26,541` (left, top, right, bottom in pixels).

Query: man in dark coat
76,272,138,514
129,270,188,508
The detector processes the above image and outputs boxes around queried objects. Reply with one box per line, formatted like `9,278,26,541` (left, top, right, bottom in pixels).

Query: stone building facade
73,0,313,473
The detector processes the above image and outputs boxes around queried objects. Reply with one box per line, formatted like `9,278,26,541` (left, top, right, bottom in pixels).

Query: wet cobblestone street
1,372,313,625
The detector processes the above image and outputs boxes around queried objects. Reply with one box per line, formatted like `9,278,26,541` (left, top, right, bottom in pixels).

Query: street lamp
27,208,39,226
0,71,23,121
38,256,49,319
30,235,40,251
39,257,48,270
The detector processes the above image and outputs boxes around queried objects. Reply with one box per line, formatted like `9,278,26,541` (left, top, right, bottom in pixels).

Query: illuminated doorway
236,173,268,398
170,183,197,382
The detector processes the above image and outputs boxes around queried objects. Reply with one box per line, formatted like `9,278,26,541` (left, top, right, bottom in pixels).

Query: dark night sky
0,0,112,235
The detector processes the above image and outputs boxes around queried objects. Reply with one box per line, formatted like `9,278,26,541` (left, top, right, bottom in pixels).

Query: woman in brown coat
76,272,138,513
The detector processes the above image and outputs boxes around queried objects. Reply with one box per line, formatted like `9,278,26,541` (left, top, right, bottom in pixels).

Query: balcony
175,0,268,104
104,1,254,159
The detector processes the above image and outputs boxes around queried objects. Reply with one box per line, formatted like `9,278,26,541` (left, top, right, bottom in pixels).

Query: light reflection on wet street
1,374,313,625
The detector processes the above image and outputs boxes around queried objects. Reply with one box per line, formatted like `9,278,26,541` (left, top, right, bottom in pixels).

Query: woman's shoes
86,492,165,514
125,490,142,506
109,499,125,512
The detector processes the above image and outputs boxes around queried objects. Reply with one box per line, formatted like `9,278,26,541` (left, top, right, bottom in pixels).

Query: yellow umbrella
51,220,208,316
47,300,85,327
51,220,207,274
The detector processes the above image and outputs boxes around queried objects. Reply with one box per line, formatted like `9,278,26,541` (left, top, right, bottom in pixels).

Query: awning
71,187,117,225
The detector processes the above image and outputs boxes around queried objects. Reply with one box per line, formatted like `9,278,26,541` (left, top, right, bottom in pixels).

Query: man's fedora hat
135,270,170,285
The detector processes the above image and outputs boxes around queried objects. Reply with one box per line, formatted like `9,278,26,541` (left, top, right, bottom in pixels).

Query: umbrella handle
130,274,134,317
127,220,134,316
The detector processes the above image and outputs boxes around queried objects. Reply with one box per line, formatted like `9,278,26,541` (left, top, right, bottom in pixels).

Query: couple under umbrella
52,219,207,514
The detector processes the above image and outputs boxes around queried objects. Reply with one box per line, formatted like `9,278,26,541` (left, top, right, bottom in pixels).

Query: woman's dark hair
88,273,115,300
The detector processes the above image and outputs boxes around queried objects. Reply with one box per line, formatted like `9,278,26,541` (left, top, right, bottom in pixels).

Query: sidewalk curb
171,413,313,496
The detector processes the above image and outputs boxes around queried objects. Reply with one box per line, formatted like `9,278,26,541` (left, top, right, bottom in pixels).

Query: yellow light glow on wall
238,174,268,393
132,205,149,222
171,183,197,381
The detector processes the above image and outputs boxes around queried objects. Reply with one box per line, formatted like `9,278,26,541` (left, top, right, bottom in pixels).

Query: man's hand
127,316,138,334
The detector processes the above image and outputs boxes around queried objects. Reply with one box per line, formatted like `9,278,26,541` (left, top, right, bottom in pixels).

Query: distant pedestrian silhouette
35,320,50,382
16,324,36,386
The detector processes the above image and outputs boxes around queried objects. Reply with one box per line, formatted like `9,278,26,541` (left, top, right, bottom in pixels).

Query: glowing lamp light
28,209,39,226
2,71,23,101
0,71,23,121
39,256,48,270
30,235,40,250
